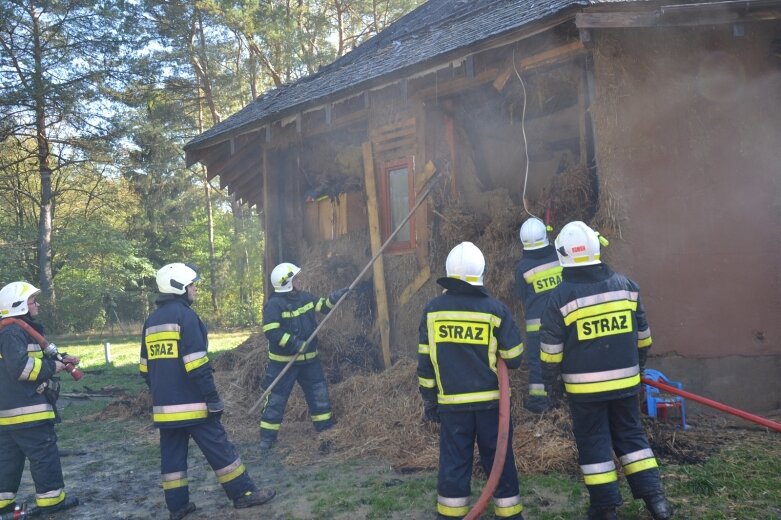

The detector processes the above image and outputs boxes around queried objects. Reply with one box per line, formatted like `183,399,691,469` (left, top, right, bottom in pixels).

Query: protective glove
207,399,225,421
328,287,349,303
422,400,440,423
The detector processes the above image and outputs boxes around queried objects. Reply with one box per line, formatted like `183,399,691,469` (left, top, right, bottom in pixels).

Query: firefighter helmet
519,217,549,250
555,221,601,267
445,242,485,286
0,281,41,318
156,263,200,295
270,262,301,293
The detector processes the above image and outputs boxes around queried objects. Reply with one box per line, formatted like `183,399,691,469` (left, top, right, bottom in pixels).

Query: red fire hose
464,358,511,520
0,318,83,380
641,377,781,433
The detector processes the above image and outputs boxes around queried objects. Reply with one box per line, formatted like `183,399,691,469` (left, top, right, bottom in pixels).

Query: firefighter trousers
569,395,665,508
437,409,523,519
0,423,67,510
160,416,255,512
259,359,333,443
525,332,547,398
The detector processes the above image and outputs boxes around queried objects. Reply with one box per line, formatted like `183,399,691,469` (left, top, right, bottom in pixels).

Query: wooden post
103,342,111,364
362,141,392,369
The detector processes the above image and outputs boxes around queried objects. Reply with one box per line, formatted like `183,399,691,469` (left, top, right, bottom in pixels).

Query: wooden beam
576,6,781,29
397,265,431,307
208,137,259,180
414,67,499,100
362,141,391,370
494,41,586,92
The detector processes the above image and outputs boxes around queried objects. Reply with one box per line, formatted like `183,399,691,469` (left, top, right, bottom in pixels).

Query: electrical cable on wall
513,47,539,220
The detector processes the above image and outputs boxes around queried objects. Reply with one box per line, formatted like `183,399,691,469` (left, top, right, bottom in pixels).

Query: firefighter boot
586,505,618,520
169,502,196,520
234,488,276,509
36,495,79,515
523,396,551,414
644,494,674,520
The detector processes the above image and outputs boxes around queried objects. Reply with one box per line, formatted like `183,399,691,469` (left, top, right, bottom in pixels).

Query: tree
0,0,144,321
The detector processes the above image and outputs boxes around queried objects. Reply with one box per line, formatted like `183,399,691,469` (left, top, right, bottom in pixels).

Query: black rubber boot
36,495,79,515
587,505,618,520
234,488,276,509
169,502,196,520
644,494,674,520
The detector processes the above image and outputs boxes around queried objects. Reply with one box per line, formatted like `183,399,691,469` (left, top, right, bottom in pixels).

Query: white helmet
270,262,301,293
555,221,602,267
445,242,485,286
519,217,549,250
0,281,41,318
156,263,199,295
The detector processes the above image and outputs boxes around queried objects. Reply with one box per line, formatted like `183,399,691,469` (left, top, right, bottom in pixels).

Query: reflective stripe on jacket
514,245,562,331
262,290,335,364
417,282,523,411
0,320,57,430
141,296,217,428
540,264,652,402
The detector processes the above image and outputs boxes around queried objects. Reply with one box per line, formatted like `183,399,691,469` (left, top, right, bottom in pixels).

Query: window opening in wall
381,157,415,253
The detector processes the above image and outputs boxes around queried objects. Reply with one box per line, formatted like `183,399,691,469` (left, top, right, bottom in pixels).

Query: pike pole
248,167,442,414
641,377,781,433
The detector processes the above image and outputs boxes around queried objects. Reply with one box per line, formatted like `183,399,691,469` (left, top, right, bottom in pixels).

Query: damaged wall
590,22,781,409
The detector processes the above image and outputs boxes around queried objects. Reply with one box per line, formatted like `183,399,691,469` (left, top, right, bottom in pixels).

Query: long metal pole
249,169,442,414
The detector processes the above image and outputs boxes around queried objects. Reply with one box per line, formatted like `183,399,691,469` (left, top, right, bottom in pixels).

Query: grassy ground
30,332,781,519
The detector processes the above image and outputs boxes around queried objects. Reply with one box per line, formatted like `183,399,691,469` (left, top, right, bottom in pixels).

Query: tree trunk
31,4,56,317
196,74,219,313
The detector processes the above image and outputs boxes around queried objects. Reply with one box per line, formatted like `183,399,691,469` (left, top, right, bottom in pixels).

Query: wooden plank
494,41,586,91
414,67,499,100
371,126,416,144
576,8,781,29
262,148,273,298
414,102,429,269
397,264,431,307
370,117,416,138
373,137,417,154
362,141,392,370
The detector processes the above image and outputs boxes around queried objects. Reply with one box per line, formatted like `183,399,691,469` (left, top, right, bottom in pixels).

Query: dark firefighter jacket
0,319,57,431
539,264,653,402
514,244,562,333
262,290,337,364
417,279,524,412
140,295,219,428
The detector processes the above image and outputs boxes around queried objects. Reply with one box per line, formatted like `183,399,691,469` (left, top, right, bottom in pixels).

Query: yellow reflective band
35,490,65,507
576,310,634,340
311,412,332,422
279,333,291,346
623,457,659,475
216,463,246,484
139,363,148,373
500,343,524,360
0,411,55,426
565,374,640,394
495,502,524,517
184,356,209,372
28,357,42,381
447,274,481,283
0,497,15,508
268,351,318,362
564,300,637,326
541,352,563,363
529,388,547,397
281,302,314,318
583,470,618,486
145,330,181,343
262,322,280,331
438,503,470,516
418,343,430,355
434,321,490,345
162,478,188,490
528,267,563,294
153,410,209,422
418,377,436,389
526,323,541,332
315,298,326,312
260,421,281,431
638,337,653,348
438,390,500,405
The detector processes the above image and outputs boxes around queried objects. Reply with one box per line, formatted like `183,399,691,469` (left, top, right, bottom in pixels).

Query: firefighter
418,242,525,520
514,217,562,413
0,282,80,515
539,222,674,520
141,263,275,520
259,262,347,450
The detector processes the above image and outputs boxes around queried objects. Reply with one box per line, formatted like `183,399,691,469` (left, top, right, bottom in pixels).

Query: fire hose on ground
641,377,781,433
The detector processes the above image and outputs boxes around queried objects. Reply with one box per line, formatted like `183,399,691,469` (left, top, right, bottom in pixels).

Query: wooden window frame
379,157,416,254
